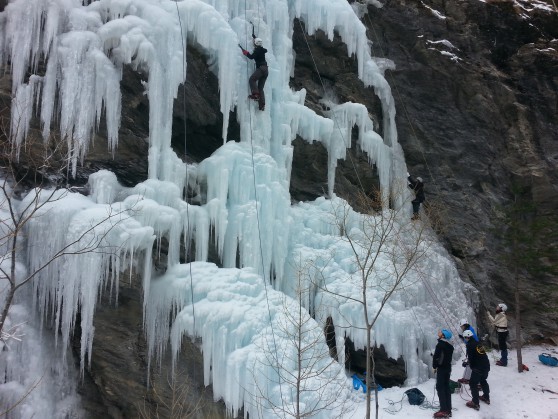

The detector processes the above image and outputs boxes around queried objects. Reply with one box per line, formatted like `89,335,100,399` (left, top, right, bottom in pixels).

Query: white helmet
417,177,423,182
459,319,469,326
498,303,508,312
462,330,474,338
254,38,263,46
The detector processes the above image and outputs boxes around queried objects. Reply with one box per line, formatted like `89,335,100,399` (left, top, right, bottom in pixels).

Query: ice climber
462,329,490,410
457,319,478,385
432,329,454,418
407,172,425,220
240,34,268,111
487,303,509,366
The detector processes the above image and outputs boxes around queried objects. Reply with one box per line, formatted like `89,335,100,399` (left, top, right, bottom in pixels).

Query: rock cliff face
366,0,558,340
292,0,558,342
1,0,557,416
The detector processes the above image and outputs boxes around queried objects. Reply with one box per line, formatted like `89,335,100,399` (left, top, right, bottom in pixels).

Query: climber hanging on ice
407,172,425,220
239,24,268,111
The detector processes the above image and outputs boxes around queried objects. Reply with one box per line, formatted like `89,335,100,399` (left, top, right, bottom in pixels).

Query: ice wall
0,0,476,417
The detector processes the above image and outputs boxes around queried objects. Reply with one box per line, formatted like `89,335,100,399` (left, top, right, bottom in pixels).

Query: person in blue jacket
458,319,479,342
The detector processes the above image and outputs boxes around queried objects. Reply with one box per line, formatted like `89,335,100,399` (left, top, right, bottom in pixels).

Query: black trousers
498,331,508,361
469,368,489,405
436,367,452,412
412,199,422,215
249,65,268,110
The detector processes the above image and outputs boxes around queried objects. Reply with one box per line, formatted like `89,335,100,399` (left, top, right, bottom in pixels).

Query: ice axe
249,20,256,38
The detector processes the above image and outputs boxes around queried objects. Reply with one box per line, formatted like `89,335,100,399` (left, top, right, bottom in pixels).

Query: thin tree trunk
372,346,379,419
296,297,302,419
365,325,371,419
0,237,17,336
0,285,16,336
515,282,523,373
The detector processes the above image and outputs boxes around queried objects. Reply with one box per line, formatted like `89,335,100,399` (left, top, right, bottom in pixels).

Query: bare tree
251,256,349,419
493,184,558,373
0,102,142,416
0,170,135,339
137,368,206,419
319,185,432,419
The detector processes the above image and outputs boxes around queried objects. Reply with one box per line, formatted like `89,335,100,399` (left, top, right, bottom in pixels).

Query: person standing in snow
432,329,454,418
463,330,490,410
407,172,425,220
487,303,509,366
240,34,268,111
457,319,478,384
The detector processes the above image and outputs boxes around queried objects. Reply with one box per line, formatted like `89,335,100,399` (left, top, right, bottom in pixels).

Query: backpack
539,353,558,367
449,379,460,394
404,388,425,405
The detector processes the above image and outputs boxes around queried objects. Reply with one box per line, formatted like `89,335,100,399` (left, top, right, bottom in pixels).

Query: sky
1,0,557,418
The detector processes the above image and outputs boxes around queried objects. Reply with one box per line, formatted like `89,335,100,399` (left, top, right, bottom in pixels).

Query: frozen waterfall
0,0,476,417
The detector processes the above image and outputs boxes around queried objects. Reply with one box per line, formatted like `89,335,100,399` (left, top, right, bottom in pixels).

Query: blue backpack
539,353,558,367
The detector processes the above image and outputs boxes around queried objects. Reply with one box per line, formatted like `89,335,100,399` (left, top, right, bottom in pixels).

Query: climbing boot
495,360,507,366
433,411,451,418
248,92,260,100
466,401,480,410
479,395,490,405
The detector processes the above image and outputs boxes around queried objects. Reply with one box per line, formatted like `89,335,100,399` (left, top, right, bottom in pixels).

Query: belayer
239,25,268,111
487,303,509,366
432,329,454,418
462,329,490,411
457,319,479,385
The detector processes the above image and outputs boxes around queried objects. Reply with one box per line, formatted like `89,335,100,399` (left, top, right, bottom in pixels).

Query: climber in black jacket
432,329,454,418
463,329,490,410
240,34,268,111
407,173,425,220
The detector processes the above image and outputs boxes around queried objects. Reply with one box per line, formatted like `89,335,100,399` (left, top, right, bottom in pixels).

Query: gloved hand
242,49,249,56
462,361,468,368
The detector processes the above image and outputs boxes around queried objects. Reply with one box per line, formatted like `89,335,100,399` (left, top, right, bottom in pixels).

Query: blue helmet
441,329,453,340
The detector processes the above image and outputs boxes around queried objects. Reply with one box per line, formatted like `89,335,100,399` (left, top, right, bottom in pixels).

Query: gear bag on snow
404,388,425,405
539,353,558,367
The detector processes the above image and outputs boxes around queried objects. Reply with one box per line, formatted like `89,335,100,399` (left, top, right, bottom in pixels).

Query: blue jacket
459,325,479,342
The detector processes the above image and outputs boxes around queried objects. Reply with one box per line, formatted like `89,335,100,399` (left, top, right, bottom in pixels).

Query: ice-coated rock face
0,0,556,417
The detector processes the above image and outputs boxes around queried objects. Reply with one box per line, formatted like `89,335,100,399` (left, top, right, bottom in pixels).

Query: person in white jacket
487,303,509,366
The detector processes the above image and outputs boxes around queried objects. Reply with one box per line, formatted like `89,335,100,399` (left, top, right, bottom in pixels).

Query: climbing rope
296,18,367,195
294,9,473,363
242,0,286,412
363,12,446,198
174,0,197,380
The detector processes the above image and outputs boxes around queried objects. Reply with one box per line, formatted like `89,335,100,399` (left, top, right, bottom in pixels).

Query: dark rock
73,272,230,419
291,0,558,342
2,0,558,413
345,339,406,388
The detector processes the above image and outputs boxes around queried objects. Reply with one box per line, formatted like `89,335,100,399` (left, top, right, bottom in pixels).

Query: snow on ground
345,345,558,418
